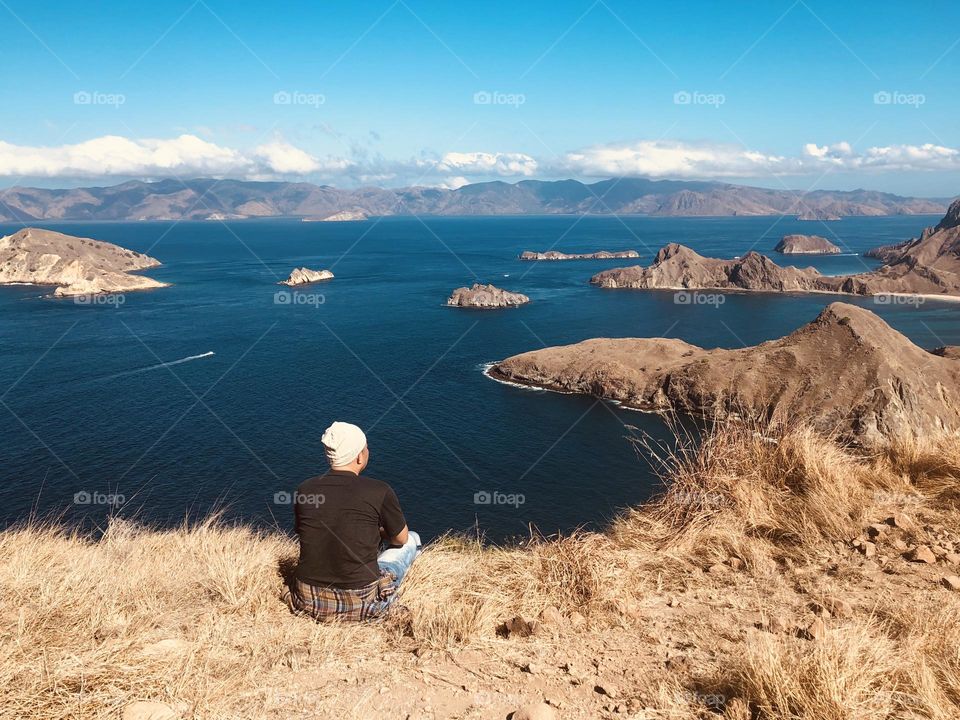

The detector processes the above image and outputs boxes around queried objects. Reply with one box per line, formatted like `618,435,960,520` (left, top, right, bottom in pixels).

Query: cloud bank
0,134,957,186
558,140,960,178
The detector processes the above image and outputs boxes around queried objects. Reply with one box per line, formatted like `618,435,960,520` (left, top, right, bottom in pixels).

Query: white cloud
856,143,960,171
559,140,793,178
0,135,248,178
1,133,958,186
252,140,336,175
0,134,347,180
427,151,538,177
561,139,960,178
802,141,854,161
0,134,541,186
440,176,471,189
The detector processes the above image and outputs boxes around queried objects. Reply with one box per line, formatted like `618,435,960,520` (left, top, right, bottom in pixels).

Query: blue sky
1,0,958,194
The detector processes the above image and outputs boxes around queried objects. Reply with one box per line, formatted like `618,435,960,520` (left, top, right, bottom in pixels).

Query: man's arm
379,486,409,546
380,524,409,545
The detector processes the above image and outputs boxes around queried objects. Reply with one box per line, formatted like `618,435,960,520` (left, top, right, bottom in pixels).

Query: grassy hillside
3,422,959,719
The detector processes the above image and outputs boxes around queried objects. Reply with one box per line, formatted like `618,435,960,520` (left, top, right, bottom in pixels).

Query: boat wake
97,351,215,381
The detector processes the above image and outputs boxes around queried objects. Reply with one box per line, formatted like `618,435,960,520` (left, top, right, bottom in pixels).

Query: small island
446,283,529,309
519,250,640,261
302,209,369,222
0,227,169,297
590,199,960,300
590,243,826,293
279,267,335,286
774,234,841,254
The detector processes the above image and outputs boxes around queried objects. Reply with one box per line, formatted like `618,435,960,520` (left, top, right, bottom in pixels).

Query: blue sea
2,215,957,541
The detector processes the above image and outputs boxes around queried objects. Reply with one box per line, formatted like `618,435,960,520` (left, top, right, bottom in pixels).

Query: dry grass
2,421,959,718
730,623,898,720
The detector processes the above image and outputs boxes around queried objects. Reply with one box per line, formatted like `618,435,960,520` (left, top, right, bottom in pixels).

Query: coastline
482,361,664,415
0,280,172,296
590,282,960,304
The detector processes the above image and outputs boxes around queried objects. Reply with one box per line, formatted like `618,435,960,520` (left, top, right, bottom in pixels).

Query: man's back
293,470,406,589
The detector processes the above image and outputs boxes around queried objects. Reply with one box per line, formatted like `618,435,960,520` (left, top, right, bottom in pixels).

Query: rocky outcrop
0,228,168,297
490,302,960,444
590,243,834,293
864,239,915,262
303,209,369,222
279,267,334,286
519,250,640,261
774,234,841,254
855,199,960,295
446,283,529,308
592,201,960,299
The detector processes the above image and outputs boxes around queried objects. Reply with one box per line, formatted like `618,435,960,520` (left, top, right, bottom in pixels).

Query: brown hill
0,228,168,296
490,302,960,444
858,198,960,294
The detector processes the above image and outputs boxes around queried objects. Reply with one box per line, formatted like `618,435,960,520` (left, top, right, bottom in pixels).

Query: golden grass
1,421,959,718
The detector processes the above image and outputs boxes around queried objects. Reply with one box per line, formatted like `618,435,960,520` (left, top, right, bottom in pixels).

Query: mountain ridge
0,177,949,221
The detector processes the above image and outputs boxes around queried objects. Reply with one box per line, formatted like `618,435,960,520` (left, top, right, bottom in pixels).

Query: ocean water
2,214,957,541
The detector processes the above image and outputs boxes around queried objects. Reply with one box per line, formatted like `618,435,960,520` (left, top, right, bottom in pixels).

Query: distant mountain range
0,177,950,222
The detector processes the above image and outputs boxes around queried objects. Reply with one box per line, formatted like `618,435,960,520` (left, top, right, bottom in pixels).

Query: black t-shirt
293,470,407,589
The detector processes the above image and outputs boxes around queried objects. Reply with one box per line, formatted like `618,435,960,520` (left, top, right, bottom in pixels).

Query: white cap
321,421,367,467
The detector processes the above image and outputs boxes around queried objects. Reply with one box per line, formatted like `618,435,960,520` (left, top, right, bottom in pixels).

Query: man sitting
289,421,421,621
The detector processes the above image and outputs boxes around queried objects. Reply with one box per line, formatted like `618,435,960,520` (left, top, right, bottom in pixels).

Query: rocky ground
120,508,960,720
7,423,959,720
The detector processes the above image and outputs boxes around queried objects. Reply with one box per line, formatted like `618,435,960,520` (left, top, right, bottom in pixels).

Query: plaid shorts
289,571,398,622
